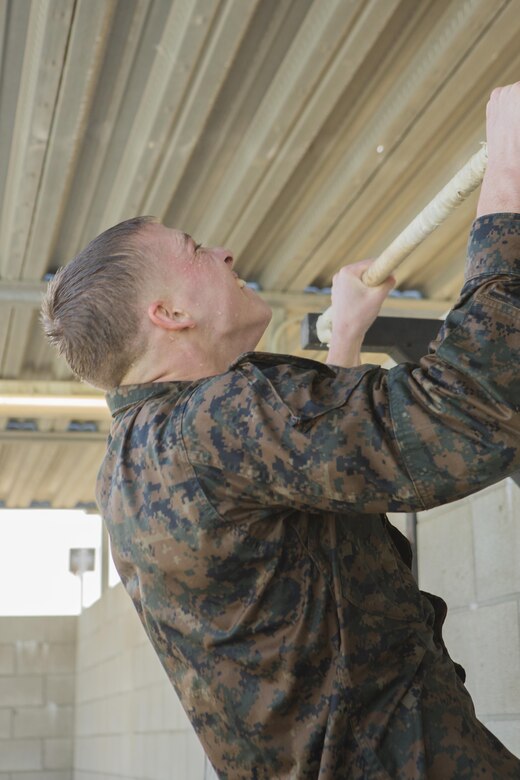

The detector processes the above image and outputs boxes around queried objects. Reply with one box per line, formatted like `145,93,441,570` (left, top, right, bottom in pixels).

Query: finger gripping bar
316,143,488,345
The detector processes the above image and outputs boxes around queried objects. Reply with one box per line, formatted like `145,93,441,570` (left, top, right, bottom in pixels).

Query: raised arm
184,83,520,516
477,83,520,216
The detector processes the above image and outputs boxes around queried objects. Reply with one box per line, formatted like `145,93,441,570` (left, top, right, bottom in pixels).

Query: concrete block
75,693,133,737
42,618,77,643
0,617,39,642
79,698,108,736
77,599,103,641
101,734,122,774
132,732,145,778
141,733,160,778
74,735,99,771
443,601,520,716
15,640,50,674
15,639,75,676
103,692,133,734
0,644,15,674
99,620,124,661
104,649,133,696
75,663,107,704
0,738,41,770
100,733,129,774
13,704,73,738
48,644,76,675
186,730,208,780
45,675,75,706
76,630,105,673
483,719,520,759
43,737,74,769
0,617,76,643
13,638,75,676
0,708,11,738
135,684,164,733
162,685,192,732
132,641,168,689
164,729,205,780
122,607,148,649
106,581,132,616
0,676,43,707
74,701,91,737
417,501,475,608
75,735,130,774
472,481,520,599
118,733,135,776
75,666,102,706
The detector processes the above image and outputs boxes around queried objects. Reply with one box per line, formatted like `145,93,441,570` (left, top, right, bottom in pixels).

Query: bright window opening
0,509,102,615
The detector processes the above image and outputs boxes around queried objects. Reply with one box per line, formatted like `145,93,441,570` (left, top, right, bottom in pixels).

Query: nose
214,246,234,267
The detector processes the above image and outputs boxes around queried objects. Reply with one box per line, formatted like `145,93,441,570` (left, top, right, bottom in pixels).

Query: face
145,224,272,348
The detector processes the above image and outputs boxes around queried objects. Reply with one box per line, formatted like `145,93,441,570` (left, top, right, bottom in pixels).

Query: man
42,84,520,778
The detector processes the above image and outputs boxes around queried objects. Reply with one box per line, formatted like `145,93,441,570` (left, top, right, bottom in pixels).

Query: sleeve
182,214,520,515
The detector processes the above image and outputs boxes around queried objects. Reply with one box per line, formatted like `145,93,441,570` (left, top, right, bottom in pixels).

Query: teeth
236,278,246,288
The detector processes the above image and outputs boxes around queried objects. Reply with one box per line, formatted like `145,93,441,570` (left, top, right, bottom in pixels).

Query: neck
122,334,256,385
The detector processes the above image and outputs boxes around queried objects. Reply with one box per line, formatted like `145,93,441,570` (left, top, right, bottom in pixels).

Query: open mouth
232,271,247,289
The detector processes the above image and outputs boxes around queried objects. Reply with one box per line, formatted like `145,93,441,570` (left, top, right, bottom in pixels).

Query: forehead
146,223,191,257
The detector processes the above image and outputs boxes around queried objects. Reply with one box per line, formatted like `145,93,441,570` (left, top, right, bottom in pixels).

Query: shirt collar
106,351,332,416
106,381,193,416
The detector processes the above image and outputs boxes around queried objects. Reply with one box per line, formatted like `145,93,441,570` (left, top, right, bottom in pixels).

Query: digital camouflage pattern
98,214,520,779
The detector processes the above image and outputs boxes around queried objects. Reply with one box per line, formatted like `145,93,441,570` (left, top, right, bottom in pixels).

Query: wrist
477,168,520,216
326,335,364,368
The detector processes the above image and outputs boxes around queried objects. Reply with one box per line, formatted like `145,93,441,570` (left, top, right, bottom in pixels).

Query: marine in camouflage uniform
97,213,520,778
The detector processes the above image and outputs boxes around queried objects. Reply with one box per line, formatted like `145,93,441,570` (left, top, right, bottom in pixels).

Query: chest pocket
310,514,424,622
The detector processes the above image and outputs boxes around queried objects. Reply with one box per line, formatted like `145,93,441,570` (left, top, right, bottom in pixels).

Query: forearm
326,335,363,368
477,84,520,217
477,166,520,217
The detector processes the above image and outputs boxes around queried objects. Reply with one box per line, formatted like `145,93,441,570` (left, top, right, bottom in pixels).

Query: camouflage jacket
98,214,520,779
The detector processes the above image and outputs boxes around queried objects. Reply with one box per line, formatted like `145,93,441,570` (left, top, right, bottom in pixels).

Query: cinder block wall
392,476,520,758
73,581,207,780
0,616,76,779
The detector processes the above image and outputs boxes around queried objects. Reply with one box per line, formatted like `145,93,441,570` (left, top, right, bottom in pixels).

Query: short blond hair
41,216,157,390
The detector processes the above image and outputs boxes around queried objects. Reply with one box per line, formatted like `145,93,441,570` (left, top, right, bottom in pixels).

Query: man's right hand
326,258,395,368
477,81,520,217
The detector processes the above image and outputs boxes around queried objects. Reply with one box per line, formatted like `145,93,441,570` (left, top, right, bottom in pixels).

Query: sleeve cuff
465,213,520,282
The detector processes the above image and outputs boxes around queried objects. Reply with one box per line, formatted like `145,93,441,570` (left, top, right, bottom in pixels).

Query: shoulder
183,351,376,439
185,352,338,417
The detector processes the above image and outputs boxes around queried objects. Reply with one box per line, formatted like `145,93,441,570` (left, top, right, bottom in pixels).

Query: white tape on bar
316,143,488,345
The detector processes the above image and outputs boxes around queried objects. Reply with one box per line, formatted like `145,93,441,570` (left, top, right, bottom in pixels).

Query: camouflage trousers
344,649,520,780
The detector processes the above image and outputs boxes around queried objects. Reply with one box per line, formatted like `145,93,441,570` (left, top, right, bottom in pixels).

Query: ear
147,301,195,332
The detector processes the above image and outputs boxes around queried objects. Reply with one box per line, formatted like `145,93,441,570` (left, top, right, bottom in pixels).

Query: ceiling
1,0,519,507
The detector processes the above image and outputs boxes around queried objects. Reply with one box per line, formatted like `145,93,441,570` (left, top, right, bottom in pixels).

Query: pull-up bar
315,143,488,345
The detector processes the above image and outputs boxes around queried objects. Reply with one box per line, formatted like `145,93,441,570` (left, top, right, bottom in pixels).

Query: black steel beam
301,314,442,363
